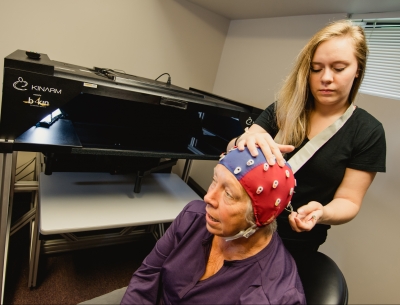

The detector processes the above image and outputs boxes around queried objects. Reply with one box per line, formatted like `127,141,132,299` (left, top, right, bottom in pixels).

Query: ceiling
186,0,400,20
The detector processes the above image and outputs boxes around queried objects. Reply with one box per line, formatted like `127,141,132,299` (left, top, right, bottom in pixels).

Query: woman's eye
310,67,322,73
334,67,345,72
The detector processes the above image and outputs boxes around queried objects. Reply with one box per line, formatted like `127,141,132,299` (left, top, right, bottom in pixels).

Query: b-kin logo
13,77,28,91
23,95,49,107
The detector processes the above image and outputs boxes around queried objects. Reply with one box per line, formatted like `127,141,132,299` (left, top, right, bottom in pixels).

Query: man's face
203,164,250,237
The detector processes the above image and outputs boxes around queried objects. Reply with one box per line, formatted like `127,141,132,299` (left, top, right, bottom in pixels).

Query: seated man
81,147,306,305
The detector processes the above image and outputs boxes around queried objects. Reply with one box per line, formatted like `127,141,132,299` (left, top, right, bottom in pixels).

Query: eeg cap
219,147,295,227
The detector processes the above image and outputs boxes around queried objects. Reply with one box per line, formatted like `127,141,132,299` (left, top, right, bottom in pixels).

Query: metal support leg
158,223,165,237
28,153,43,288
181,159,193,183
134,171,144,193
28,190,40,287
31,224,41,287
0,153,14,304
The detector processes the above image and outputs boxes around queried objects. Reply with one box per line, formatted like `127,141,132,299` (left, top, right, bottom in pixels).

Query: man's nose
204,188,218,207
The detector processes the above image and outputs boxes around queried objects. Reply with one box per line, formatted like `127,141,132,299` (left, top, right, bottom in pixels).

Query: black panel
0,50,263,163
4,49,54,75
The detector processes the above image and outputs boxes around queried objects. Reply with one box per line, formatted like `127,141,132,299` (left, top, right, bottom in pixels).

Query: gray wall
209,13,400,304
0,0,229,95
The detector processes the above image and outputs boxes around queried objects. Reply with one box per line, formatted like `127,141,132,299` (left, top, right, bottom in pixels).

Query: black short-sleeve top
254,102,386,244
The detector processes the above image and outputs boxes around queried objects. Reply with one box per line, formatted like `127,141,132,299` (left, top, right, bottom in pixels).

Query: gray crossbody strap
275,104,355,174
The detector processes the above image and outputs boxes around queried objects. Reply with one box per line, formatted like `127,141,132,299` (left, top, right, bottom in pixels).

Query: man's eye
225,191,233,198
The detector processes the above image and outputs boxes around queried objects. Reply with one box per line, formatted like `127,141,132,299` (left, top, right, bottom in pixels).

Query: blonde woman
228,20,386,262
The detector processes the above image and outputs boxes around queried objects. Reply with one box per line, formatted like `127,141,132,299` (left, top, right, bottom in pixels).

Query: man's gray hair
245,196,277,236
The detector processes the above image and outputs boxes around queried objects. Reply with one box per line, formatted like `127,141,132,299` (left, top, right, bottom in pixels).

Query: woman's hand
288,168,376,232
288,201,323,232
228,124,295,167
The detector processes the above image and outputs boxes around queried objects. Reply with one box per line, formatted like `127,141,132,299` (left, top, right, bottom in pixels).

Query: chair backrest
297,252,348,305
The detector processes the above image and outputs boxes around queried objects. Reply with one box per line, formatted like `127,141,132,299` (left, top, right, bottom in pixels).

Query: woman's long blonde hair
275,19,368,147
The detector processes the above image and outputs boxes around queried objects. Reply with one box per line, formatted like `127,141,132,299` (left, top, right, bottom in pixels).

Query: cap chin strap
223,224,258,242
